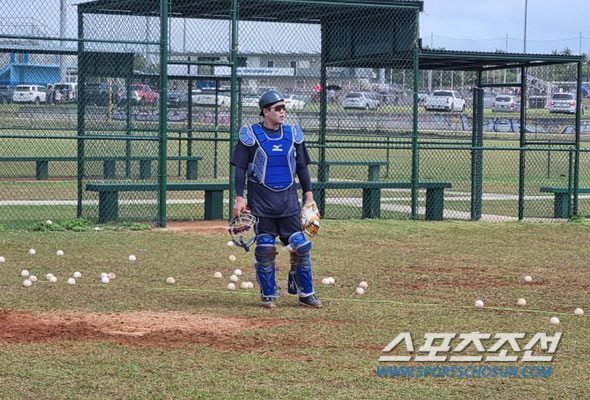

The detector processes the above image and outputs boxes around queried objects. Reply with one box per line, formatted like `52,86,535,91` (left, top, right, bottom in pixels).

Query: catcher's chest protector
250,124,296,191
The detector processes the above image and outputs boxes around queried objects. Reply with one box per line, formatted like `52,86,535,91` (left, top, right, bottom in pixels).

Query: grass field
0,220,588,399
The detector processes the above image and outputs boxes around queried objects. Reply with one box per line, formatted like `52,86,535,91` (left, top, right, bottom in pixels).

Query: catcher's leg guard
287,232,314,297
255,233,278,298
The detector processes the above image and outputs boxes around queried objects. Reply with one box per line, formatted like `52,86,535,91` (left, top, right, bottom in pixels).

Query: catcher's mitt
228,210,257,251
301,201,320,237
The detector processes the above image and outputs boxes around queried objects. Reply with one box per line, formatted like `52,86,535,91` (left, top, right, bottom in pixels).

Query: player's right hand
233,196,247,217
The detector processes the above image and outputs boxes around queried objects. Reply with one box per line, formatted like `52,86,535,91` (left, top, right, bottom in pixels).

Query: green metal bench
0,156,201,180
539,186,590,218
86,182,230,223
309,160,389,181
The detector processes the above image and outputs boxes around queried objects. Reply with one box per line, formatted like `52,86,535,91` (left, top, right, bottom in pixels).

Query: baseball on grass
28,248,36,255
0,256,5,263
355,287,365,295
321,277,331,285
22,279,32,287
549,316,560,326
359,281,368,289
49,276,57,284
227,283,236,290
327,277,335,285
524,275,533,283
227,241,234,247
73,271,82,279
128,255,136,262
166,277,176,284
214,271,223,279
101,276,110,284
46,220,53,225
240,281,249,289
247,282,254,289
100,272,108,278
229,255,237,262
474,299,484,308
20,269,30,278
45,273,54,280
229,274,239,282
29,275,38,283
56,250,64,257
67,278,76,285
107,272,116,280
574,308,584,316
517,298,527,307
233,268,242,276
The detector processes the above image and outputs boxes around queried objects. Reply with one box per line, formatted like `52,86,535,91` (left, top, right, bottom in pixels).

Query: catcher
230,90,322,309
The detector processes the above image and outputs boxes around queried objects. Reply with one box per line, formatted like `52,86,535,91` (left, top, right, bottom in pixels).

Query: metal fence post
518,67,527,220
157,0,169,227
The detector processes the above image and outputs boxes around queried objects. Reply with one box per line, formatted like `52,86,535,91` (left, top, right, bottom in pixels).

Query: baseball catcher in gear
301,201,320,237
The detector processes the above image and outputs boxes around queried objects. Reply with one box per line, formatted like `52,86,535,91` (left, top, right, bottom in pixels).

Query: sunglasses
269,104,286,112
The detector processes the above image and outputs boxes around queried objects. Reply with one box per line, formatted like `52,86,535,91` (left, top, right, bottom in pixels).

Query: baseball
227,283,236,290
327,277,335,285
49,276,57,284
227,241,234,247
67,277,76,285
247,281,254,289
107,272,116,280
517,298,527,306
229,255,237,262
93,226,102,231
73,271,82,279
214,271,223,279
229,274,239,283
45,273,54,280
0,256,5,263
549,316,560,326
359,281,368,289
22,279,32,287
20,269,30,278
355,287,365,295
100,272,108,278
233,268,242,276
474,299,484,308
166,277,176,284
128,255,136,262
28,248,36,255
574,308,584,316
46,220,53,225
321,277,331,285
240,281,249,289
29,275,38,283
524,275,532,283
56,250,64,257
101,276,110,284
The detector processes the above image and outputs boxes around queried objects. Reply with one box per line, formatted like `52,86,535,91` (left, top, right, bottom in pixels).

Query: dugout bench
539,186,590,218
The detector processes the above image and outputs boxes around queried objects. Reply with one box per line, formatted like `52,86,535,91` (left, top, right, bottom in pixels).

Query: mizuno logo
272,144,283,152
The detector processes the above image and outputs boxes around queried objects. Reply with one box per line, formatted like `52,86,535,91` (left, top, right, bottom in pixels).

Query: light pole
523,0,528,53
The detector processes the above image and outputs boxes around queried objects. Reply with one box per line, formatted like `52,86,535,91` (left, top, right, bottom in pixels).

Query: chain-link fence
0,0,587,226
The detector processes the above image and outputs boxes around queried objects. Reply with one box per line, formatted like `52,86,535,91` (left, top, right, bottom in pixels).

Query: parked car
549,92,584,114
0,85,14,103
167,92,189,108
130,83,158,104
191,90,230,107
241,94,259,108
52,83,77,104
342,92,379,110
284,94,305,110
492,95,519,112
85,82,122,106
12,85,47,104
424,90,465,112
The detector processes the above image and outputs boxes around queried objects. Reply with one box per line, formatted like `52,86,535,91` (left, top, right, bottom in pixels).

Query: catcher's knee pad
287,232,314,296
288,232,311,258
255,233,277,266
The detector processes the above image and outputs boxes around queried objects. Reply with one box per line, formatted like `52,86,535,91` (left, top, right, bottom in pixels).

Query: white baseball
73,271,82,279
574,308,584,316
166,277,176,284
233,268,242,276
229,274,239,283
107,272,116,280
327,277,335,285
247,282,254,289
67,277,76,285
227,241,234,247
45,273,54,280
229,255,236,262
22,279,32,287
93,226,102,231
240,281,249,289
100,272,108,278
227,283,236,290
29,275,38,283
517,298,527,306
359,281,368,289
474,299,484,308
28,248,36,255
321,277,330,285
524,275,532,283
20,269,30,278
213,271,223,279
549,316,560,326
0,256,5,263
49,276,57,284
101,276,110,284
355,287,365,295
56,250,64,257
46,220,53,225
128,255,136,261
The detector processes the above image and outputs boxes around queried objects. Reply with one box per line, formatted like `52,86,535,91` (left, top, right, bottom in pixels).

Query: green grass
0,221,589,399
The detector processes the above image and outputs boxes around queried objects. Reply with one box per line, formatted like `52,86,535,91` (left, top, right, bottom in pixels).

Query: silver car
492,95,519,112
549,93,584,114
342,92,379,110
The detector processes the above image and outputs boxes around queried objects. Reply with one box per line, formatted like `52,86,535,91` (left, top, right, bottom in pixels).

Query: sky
420,0,590,54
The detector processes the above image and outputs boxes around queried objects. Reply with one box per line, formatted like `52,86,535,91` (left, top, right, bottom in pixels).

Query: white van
12,85,48,104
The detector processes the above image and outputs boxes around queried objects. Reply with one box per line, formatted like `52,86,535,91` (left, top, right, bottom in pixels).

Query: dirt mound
0,309,287,349
164,220,228,234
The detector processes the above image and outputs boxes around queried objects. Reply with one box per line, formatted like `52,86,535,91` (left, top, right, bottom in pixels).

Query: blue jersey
231,123,312,218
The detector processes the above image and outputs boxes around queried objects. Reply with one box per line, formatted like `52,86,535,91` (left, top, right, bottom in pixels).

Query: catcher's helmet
259,90,284,116
228,210,258,251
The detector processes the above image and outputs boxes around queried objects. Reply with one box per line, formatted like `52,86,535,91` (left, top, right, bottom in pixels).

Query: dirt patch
164,220,228,234
0,309,290,350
